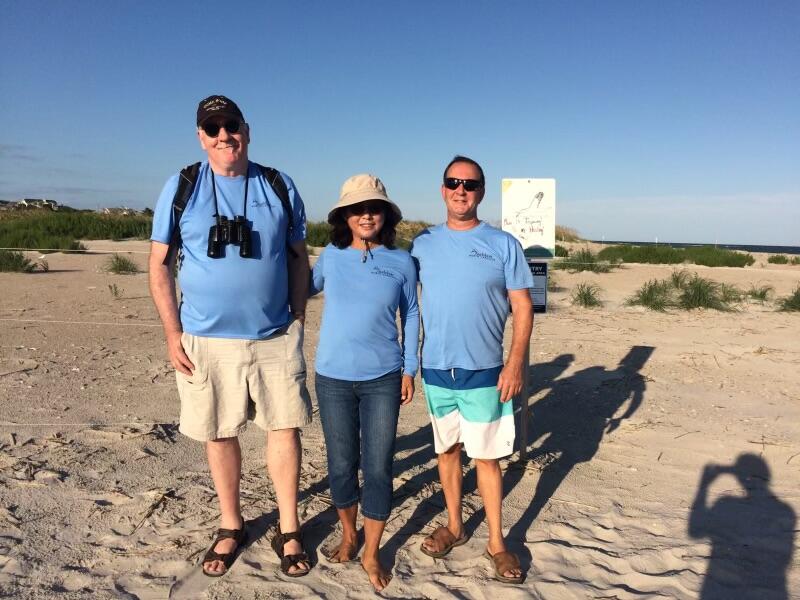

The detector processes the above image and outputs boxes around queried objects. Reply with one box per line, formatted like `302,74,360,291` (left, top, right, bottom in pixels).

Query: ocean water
592,241,800,255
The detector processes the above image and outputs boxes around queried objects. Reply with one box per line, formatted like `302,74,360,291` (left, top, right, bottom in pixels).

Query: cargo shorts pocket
177,333,209,387
284,320,307,375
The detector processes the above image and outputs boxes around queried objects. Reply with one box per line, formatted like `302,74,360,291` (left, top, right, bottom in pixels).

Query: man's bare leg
422,443,464,553
204,437,243,575
328,505,359,562
362,517,391,591
475,458,521,579
267,427,309,574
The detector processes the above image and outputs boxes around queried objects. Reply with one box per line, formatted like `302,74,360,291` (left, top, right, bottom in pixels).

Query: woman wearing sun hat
310,174,419,591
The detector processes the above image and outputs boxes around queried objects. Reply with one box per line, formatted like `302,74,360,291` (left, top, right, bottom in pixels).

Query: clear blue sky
2,0,798,245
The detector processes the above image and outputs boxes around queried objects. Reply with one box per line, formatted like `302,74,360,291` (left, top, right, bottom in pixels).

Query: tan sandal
485,549,524,584
420,526,468,558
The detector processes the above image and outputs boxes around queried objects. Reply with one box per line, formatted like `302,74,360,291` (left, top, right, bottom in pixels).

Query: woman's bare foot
361,554,392,591
326,532,359,563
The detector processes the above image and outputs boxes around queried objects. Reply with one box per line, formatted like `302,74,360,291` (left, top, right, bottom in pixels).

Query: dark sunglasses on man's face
201,119,243,137
444,177,483,192
347,201,385,216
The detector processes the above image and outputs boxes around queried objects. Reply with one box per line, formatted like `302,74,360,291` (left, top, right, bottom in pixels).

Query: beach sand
1,240,798,599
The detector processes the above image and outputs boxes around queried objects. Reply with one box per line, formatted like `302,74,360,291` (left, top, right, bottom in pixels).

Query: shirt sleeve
150,173,180,244
504,234,534,290
399,255,420,377
309,247,326,296
282,173,307,243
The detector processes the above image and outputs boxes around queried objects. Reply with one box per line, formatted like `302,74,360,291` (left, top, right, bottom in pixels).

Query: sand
1,240,798,599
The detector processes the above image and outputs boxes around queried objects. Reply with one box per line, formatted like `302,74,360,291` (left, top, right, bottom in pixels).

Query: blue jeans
315,370,401,521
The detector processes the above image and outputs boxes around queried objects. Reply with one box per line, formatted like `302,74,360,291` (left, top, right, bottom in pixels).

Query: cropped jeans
315,370,401,521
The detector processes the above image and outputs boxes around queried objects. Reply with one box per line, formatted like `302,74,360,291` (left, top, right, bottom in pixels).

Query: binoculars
207,215,253,258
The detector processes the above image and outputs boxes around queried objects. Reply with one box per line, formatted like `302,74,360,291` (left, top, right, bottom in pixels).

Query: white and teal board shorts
422,366,515,459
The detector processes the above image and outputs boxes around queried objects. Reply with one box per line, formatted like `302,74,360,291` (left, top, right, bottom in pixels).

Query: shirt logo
371,266,399,281
251,199,269,207
469,249,495,261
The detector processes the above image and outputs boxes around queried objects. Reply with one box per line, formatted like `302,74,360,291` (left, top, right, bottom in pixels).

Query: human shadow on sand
459,345,655,571
688,453,796,600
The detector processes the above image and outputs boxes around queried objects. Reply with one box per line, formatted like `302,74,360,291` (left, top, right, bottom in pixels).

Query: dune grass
306,221,330,247
778,286,800,312
0,250,37,272
305,219,431,250
678,275,734,311
555,225,581,242
747,284,773,303
0,211,151,251
553,248,614,273
597,244,754,267
571,282,602,307
669,269,692,290
626,279,674,311
555,244,569,257
767,254,788,264
105,253,140,274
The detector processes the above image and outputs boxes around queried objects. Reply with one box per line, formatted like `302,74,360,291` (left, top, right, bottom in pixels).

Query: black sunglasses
347,201,385,216
201,119,243,137
444,177,483,192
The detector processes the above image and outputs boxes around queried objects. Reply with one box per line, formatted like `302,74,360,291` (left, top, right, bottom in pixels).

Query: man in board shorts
149,95,312,578
410,155,533,584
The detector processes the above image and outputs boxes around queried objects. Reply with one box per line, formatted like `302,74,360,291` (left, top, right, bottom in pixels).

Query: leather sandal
270,524,311,577
420,526,468,558
201,523,247,577
485,549,524,584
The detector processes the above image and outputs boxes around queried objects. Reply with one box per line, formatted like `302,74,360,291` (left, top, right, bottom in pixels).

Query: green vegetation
719,283,743,304
105,253,140,274
547,272,560,292
0,211,151,251
626,279,674,312
677,275,734,311
306,221,330,247
571,282,602,307
767,254,788,264
305,219,431,251
778,286,800,312
597,244,754,268
747,284,773,303
0,250,36,272
553,248,614,273
108,283,124,299
669,269,691,290
555,225,580,242
555,244,569,257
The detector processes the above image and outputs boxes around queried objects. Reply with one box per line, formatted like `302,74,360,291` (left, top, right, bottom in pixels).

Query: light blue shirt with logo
151,161,306,339
311,244,419,380
410,222,533,371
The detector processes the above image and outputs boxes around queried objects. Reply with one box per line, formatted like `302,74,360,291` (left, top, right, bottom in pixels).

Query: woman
311,174,419,591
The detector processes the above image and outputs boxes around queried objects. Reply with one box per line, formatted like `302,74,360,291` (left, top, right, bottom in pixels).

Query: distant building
100,207,137,216
14,199,59,210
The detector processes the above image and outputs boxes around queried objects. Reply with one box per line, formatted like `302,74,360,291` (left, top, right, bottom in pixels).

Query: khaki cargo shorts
176,320,312,441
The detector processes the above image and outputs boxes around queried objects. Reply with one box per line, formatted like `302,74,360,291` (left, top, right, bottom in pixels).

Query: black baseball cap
196,95,245,126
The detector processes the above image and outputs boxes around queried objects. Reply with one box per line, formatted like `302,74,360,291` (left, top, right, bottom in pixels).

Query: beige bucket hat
327,173,403,223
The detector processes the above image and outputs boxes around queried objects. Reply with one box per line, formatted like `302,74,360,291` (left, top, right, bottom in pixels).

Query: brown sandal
485,549,524,584
420,526,468,558
201,523,247,577
270,524,311,577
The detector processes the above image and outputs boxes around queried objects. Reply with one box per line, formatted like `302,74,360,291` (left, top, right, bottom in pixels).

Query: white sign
501,178,556,258
528,261,547,313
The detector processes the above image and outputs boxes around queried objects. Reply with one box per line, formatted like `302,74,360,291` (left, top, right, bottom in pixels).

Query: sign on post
528,260,548,313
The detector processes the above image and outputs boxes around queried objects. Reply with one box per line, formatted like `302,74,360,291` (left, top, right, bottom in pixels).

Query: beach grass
555,244,569,257
105,253,140,275
0,250,37,272
767,254,788,264
678,275,733,311
778,286,800,312
553,248,614,273
669,269,692,289
597,244,754,267
306,222,330,248
555,225,581,242
747,284,773,303
626,279,674,311
571,282,602,307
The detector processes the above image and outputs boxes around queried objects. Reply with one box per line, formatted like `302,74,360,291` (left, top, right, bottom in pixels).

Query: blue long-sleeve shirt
311,244,419,380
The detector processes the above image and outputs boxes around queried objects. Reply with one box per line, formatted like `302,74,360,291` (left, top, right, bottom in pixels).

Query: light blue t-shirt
151,161,306,339
311,244,419,380
410,222,533,371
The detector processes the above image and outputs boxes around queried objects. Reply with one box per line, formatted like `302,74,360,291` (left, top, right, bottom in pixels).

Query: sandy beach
1,240,798,599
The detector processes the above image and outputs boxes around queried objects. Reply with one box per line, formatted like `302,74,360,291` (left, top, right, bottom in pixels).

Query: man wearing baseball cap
149,95,312,577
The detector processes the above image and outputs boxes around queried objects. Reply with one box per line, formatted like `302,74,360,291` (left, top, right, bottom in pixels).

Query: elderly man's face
441,161,484,222
197,118,250,173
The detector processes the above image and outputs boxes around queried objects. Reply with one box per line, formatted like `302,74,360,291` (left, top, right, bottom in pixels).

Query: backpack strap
257,164,299,258
162,162,201,265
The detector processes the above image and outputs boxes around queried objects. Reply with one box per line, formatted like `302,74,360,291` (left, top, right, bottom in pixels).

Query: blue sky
2,1,798,245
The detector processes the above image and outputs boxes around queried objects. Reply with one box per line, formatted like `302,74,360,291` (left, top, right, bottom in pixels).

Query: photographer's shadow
688,454,795,600
491,345,654,558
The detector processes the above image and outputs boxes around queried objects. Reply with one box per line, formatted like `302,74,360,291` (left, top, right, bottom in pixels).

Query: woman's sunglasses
201,119,243,137
347,201,385,216
444,177,483,192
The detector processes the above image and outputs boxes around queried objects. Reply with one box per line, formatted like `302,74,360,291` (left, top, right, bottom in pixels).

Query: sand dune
1,240,798,598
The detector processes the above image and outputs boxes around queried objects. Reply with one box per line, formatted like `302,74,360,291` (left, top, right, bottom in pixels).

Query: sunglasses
347,201,385,216
201,119,243,137
444,177,483,192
